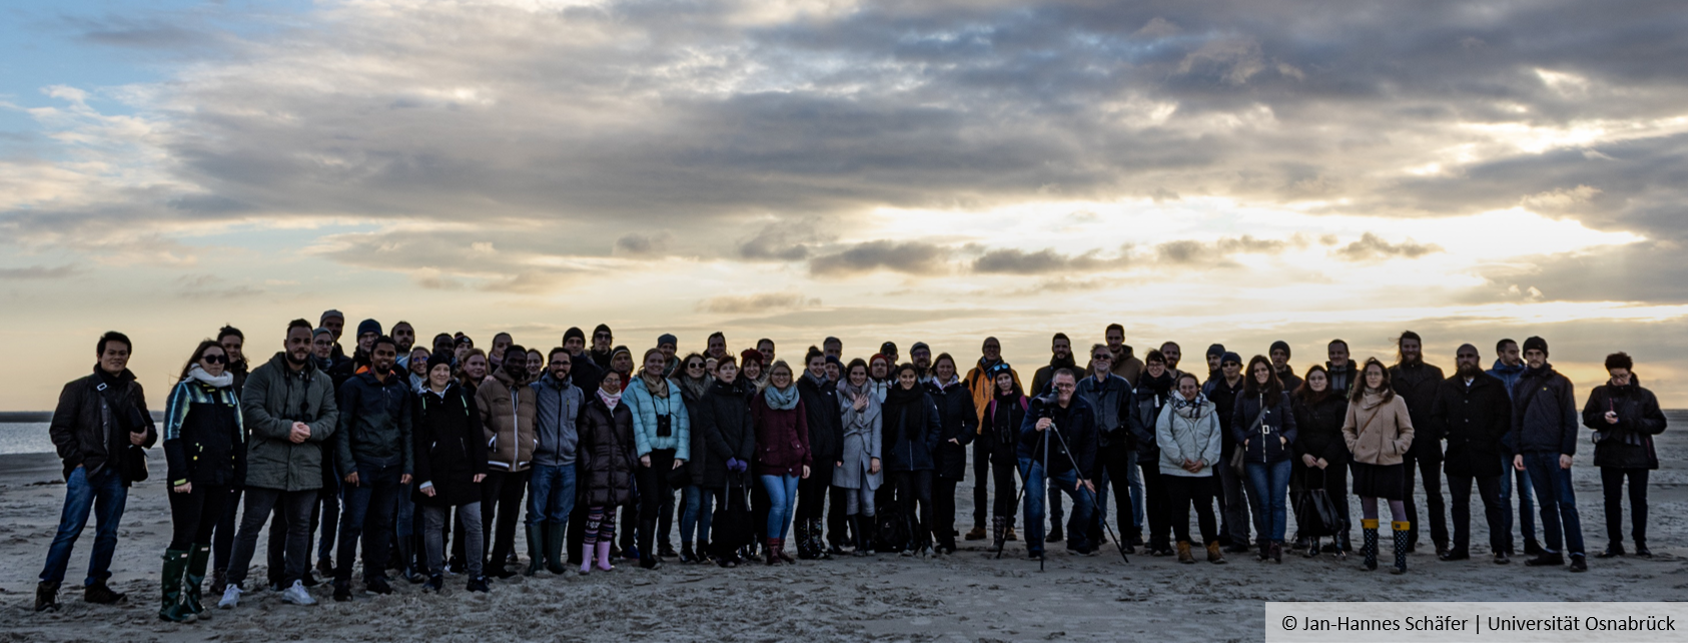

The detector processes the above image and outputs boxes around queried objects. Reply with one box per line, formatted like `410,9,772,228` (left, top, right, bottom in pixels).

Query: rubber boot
579,542,595,575
793,520,814,560
1360,519,1379,571
159,549,194,622
545,521,567,574
524,523,545,576
594,541,616,572
184,544,211,620
1390,521,1410,574
991,515,1007,554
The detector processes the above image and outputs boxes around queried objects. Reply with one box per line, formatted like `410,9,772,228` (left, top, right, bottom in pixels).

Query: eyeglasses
687,362,705,369
203,354,228,364
1092,354,1112,361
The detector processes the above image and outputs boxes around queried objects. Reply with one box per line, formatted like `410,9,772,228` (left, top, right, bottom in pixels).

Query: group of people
34,314,1668,622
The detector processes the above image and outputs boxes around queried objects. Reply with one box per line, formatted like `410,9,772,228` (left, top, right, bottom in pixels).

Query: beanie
657,333,678,347
563,327,585,343
1207,343,1227,358
1270,340,1291,358
357,318,382,338
1522,336,1548,355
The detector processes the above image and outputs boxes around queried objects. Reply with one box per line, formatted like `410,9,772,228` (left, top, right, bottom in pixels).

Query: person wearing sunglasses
1075,344,1139,552
155,340,241,621
675,353,714,563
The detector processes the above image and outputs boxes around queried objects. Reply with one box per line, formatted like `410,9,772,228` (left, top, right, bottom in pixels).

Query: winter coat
798,373,844,466
1325,361,1358,398
568,354,605,400
1076,373,1134,450
1290,393,1350,467
1017,395,1098,479
695,380,756,489
578,393,637,507
1583,378,1667,470
1389,361,1445,457
1487,360,1526,399
1275,366,1304,396
925,377,977,480
833,380,883,490
1430,373,1511,478
1508,364,1578,456
625,375,691,460
882,385,942,473
530,373,582,468
411,384,488,507
1112,346,1145,388
1157,396,1221,477
963,359,1020,424
1230,391,1297,465
982,392,1028,467
335,369,414,477
1203,376,1245,451
1128,371,1176,465
1342,390,1413,466
162,375,244,488
241,353,339,492
49,367,157,482
751,393,810,477
477,370,538,472
1030,357,1075,398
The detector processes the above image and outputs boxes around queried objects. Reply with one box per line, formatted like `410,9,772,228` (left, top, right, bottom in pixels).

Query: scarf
929,374,961,390
678,373,708,402
1138,369,1174,408
837,380,881,427
1174,393,1208,415
597,388,622,411
882,383,924,444
186,364,235,389
764,383,800,410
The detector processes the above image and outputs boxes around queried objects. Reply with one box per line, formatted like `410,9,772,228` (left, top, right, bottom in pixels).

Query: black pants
972,440,996,530
795,467,830,522
635,449,676,559
211,485,242,572
827,486,849,548
1165,475,1219,545
227,487,316,587
887,470,934,549
933,476,959,549
1093,443,1134,542
1447,473,1505,554
990,455,1019,521
566,499,588,564
1401,450,1448,548
168,483,231,551
1140,463,1171,550
481,469,530,567
1600,467,1649,546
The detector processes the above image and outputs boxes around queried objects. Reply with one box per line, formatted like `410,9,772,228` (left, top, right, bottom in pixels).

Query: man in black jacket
37,331,157,611
1509,336,1586,572
1203,352,1254,552
1389,331,1447,555
1582,352,1667,558
796,348,845,558
1017,370,1099,559
1429,344,1512,563
331,336,414,600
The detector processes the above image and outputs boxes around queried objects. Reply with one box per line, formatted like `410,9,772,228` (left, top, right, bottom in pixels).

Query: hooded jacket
240,352,339,492
477,369,538,472
1508,363,1578,456
695,379,756,489
578,392,637,507
925,376,977,480
1430,372,1512,478
530,372,582,468
1389,360,1445,456
1582,376,1667,470
50,366,158,483
410,383,488,507
1487,359,1526,399
1156,394,1221,477
1343,389,1414,467
162,370,244,488
625,374,691,460
335,367,414,477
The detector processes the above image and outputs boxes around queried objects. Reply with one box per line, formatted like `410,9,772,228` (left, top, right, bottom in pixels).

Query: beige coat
1342,390,1414,466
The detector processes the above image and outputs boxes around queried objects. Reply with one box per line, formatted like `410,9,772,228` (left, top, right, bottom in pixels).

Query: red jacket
752,395,811,477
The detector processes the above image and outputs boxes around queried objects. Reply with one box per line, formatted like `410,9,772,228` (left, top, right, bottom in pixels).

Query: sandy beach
3,416,1685,642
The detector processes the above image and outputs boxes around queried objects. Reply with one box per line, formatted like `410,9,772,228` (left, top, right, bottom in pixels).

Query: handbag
1230,406,1268,473
1295,468,1342,538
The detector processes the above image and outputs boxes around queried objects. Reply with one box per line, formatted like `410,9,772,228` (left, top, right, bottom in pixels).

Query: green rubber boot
184,544,211,619
545,521,568,574
159,549,194,623
524,523,545,576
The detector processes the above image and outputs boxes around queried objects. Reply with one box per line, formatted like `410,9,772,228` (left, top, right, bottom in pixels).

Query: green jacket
240,352,339,491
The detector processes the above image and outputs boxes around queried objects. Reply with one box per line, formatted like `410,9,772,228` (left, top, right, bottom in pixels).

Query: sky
3,0,1686,410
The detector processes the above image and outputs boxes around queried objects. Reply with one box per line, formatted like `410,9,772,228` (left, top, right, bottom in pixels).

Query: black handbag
1295,468,1342,538
709,475,753,560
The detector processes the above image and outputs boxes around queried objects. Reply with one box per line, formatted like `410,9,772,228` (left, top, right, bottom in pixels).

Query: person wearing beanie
1389,331,1448,557
879,341,899,366
824,355,844,384
910,342,933,379
1509,336,1587,571
1583,352,1667,559
320,310,346,360
411,350,489,593
589,325,615,370
658,333,680,378
1429,344,1512,563
312,327,336,371
560,327,604,399
1204,351,1256,553
1269,341,1303,394
1204,344,1227,382
475,344,539,579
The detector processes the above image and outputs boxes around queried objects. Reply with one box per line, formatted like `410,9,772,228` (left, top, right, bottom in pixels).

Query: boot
990,516,1008,553
1270,541,1283,563
398,535,422,583
1176,541,1195,564
524,523,545,576
1337,530,1352,558
35,580,60,612
184,544,211,620
1206,541,1226,564
965,525,987,541
159,549,194,622
777,537,795,564
1359,519,1379,571
210,568,227,595
766,538,782,566
792,521,811,559
579,542,595,575
84,580,127,604
545,521,568,574
594,541,616,572
1006,526,1017,541
1390,521,1410,574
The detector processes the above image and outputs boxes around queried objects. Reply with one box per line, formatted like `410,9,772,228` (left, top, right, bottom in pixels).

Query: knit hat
313,327,334,340
593,324,613,338
1207,343,1227,358
1522,336,1548,355
563,327,585,343
657,333,678,347
357,318,382,338
426,351,453,372
880,341,897,354
1270,340,1291,358
910,341,930,355
1221,351,1242,365
320,309,344,323
825,355,843,368
740,348,764,365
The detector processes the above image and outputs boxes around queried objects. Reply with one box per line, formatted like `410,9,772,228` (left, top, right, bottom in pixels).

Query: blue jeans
39,466,129,585
681,485,713,545
1244,459,1292,542
527,463,577,525
336,460,402,583
761,475,800,539
1522,453,1584,556
1019,458,1094,554
1497,455,1537,550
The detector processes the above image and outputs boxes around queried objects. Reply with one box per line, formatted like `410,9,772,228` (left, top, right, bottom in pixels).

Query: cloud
1155,235,1292,265
972,246,1132,275
1333,233,1441,261
175,274,262,300
737,221,829,261
614,231,671,257
698,292,823,314
0,265,80,280
809,240,948,276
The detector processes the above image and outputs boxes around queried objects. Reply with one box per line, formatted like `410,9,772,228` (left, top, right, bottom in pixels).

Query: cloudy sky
4,0,1685,409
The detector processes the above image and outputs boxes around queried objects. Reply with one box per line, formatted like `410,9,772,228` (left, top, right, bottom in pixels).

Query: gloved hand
727,458,748,473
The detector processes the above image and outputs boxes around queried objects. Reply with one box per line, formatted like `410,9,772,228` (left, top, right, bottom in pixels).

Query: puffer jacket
1389,361,1445,456
1508,363,1578,456
1156,395,1221,477
1343,390,1413,466
925,377,977,480
1583,377,1667,470
411,384,488,507
1230,391,1297,465
751,391,810,477
882,384,941,473
578,392,637,507
335,368,414,477
161,374,244,488
695,379,755,489
1291,393,1350,466
477,369,538,472
625,375,691,461
241,352,339,491
1430,373,1511,478
530,373,582,468
50,366,157,482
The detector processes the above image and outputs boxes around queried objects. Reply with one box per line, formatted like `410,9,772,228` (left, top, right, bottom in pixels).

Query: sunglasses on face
687,362,705,369
1093,354,1112,361
203,354,227,364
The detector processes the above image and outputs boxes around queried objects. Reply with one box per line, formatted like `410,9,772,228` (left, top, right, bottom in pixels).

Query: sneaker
1569,555,1588,573
423,575,444,593
282,580,317,606
365,576,393,595
466,576,489,593
217,584,243,609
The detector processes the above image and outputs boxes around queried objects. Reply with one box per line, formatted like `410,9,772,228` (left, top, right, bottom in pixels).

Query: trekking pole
1048,424,1129,564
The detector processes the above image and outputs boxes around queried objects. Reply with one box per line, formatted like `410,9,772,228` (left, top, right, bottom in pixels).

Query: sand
3,418,1686,642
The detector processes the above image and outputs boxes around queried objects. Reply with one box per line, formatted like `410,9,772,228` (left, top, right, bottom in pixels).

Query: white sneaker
218,585,242,609
281,580,316,606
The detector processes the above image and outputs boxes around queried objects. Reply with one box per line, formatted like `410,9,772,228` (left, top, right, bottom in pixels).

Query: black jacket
1291,393,1350,466
1018,395,1099,480
411,384,488,507
1203,376,1245,451
694,380,756,488
1129,370,1176,465
568,353,605,402
335,369,415,477
1582,378,1667,470
579,393,637,507
982,392,1028,466
1230,391,1297,465
49,367,157,482
925,378,977,480
882,385,941,473
1389,361,1445,457
1509,364,1579,456
1430,373,1511,478
798,373,844,465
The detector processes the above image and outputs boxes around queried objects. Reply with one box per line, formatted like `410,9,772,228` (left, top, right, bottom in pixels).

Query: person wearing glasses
1018,370,1099,560
1583,352,1667,559
1231,356,1297,563
526,347,582,575
1075,344,1138,552
1344,358,1414,574
156,340,242,621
